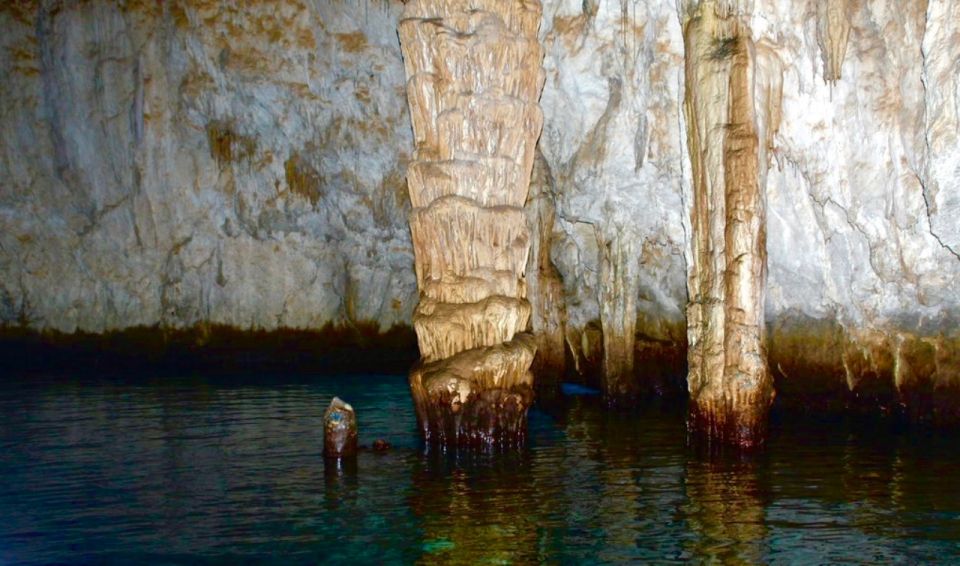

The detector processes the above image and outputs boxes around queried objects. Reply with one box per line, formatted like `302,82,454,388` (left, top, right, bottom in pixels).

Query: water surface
1,371,958,563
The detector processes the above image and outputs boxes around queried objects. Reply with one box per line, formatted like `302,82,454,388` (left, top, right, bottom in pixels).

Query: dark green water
1,371,959,564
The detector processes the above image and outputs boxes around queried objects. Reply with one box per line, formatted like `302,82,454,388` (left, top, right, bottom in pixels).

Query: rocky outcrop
323,396,358,459
398,0,545,446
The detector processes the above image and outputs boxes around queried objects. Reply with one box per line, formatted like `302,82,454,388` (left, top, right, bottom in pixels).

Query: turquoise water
1,371,959,564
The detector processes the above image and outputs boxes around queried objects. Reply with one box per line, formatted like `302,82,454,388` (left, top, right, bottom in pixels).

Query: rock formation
0,0,416,334
537,0,689,401
524,151,567,399
398,0,546,446
816,0,850,85
681,1,777,446
323,396,358,459
2,0,960,430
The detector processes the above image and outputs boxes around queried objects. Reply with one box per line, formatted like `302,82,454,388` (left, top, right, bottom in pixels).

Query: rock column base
410,334,536,448
687,394,772,451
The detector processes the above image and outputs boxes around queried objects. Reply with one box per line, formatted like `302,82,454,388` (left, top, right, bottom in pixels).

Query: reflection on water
0,372,959,564
683,457,765,563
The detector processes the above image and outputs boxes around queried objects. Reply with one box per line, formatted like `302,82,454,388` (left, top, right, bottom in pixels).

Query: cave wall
537,0,960,403
0,0,416,333
2,0,959,403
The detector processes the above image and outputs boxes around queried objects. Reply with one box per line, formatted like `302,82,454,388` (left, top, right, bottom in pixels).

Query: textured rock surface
399,0,545,446
536,0,960,418
2,1,959,422
323,396,358,459
0,0,416,333
537,0,690,402
524,150,567,397
681,2,776,446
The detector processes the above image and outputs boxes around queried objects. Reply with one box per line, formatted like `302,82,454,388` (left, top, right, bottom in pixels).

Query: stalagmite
681,2,775,447
398,0,546,447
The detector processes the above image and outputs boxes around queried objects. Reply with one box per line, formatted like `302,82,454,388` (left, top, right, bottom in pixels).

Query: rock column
682,3,775,447
598,229,641,406
398,0,546,446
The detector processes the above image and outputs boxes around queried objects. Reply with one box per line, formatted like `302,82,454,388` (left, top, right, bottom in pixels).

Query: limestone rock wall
536,0,690,399
0,0,416,333
537,0,960,408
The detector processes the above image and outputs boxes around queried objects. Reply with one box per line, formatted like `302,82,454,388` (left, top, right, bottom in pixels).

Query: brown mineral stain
206,121,257,167
284,153,323,205
1,0,37,26
336,31,368,53
169,2,190,29
297,28,316,50
354,84,371,104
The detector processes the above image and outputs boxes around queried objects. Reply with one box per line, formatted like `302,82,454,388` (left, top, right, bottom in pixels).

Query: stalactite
713,0,753,19
816,0,850,85
681,2,776,448
398,0,545,447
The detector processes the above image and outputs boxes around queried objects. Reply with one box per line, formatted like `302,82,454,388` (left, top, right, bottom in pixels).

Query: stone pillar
681,3,775,447
398,0,546,447
597,228,641,407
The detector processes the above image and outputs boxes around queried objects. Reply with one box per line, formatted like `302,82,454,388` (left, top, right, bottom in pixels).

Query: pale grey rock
535,0,960,354
0,0,417,333
537,0,689,351
920,0,960,260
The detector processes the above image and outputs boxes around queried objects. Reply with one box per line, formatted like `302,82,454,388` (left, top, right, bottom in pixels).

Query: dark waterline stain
0,371,958,564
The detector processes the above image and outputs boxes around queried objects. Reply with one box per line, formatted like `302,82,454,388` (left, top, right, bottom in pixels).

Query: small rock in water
323,397,357,459
372,439,391,451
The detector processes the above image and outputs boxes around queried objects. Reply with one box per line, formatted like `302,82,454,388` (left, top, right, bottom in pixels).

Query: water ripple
0,372,958,564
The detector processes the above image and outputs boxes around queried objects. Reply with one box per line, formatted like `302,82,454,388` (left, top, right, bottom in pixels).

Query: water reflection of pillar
682,457,767,563
322,457,358,513
407,453,542,563
547,397,690,561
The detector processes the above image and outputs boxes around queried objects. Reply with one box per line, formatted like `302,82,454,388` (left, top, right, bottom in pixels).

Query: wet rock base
687,397,772,452
411,384,535,449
